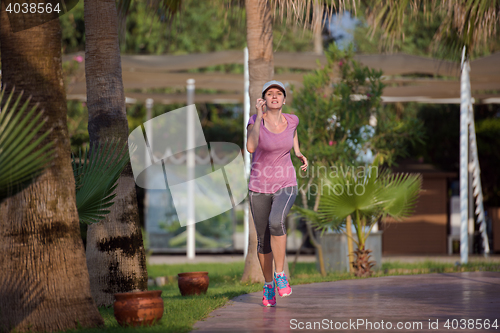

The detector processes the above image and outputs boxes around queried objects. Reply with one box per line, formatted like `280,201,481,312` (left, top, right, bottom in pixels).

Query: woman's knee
258,243,272,254
268,218,286,236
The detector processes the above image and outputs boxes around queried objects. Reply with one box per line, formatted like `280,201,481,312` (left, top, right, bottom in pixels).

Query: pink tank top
247,113,299,193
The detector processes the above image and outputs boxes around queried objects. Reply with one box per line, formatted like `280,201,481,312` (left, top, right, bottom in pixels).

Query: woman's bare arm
246,99,266,153
293,129,308,171
246,120,262,153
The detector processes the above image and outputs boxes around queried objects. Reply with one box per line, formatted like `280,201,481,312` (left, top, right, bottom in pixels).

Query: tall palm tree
0,4,104,331
84,0,148,306
241,0,277,283
242,0,350,283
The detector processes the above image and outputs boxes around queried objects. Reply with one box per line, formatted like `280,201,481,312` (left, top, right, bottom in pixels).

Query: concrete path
149,254,500,265
192,272,500,333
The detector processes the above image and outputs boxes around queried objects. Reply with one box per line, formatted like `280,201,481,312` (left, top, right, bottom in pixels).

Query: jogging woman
246,80,308,307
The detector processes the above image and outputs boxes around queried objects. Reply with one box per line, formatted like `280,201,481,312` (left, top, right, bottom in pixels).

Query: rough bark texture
0,3,104,332
352,246,375,277
245,0,274,114
242,0,290,283
84,0,148,306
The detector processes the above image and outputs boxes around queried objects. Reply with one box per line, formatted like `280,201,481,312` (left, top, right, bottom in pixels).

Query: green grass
68,260,500,333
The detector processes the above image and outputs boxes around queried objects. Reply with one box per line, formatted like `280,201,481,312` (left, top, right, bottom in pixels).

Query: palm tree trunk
84,0,148,306
346,215,355,273
242,0,290,282
0,4,104,331
245,0,274,108
302,190,326,276
313,0,323,55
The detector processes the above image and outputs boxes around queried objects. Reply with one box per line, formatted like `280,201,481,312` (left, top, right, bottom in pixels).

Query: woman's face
263,88,286,109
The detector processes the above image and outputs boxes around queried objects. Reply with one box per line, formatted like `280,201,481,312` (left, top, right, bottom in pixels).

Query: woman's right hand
255,98,266,118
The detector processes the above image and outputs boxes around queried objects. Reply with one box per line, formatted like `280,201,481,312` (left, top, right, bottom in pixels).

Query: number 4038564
444,319,498,330
6,2,61,14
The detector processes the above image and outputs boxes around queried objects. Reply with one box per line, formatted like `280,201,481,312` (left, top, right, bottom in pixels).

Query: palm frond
378,173,422,219
291,205,321,223
362,0,420,46
0,88,55,199
72,139,130,224
318,163,383,222
269,0,358,34
432,0,500,58
363,0,500,56
116,0,183,43
146,0,183,17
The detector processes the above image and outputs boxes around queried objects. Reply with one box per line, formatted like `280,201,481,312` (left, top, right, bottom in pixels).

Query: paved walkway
149,254,500,265
192,272,500,333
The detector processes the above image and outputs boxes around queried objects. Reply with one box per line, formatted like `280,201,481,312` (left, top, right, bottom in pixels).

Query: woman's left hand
297,155,308,171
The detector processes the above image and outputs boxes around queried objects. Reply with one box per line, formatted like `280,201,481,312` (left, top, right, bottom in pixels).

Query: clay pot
114,290,163,327
177,271,209,296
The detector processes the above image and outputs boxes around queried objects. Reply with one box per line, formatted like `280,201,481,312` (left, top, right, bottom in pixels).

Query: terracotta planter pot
178,271,209,296
114,290,163,327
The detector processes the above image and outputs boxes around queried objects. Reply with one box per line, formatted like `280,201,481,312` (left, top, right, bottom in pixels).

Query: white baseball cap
262,80,286,98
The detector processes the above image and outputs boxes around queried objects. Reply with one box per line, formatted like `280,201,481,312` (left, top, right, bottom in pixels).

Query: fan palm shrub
291,43,424,276
298,156,422,277
72,140,131,225
0,86,129,224
0,86,132,222
0,88,55,200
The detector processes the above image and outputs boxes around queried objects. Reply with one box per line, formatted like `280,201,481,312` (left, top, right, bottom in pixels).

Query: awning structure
63,51,500,104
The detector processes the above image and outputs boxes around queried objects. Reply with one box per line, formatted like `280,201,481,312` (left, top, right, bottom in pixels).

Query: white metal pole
468,152,474,253
460,47,470,264
468,102,491,255
243,47,250,259
187,79,196,259
144,98,153,248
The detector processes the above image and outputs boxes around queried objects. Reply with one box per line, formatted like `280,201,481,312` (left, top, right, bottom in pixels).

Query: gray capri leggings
248,186,298,254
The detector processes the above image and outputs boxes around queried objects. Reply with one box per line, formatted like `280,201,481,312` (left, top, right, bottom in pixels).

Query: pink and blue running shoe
262,284,276,307
274,272,292,297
